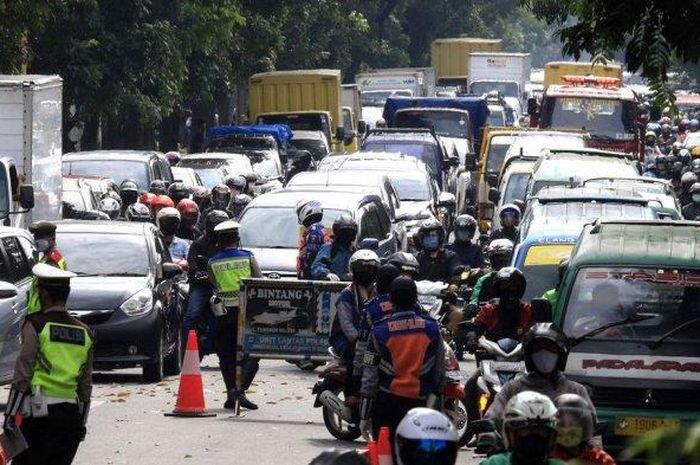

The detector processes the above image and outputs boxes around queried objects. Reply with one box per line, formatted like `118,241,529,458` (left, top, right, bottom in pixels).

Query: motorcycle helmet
224,175,247,194
192,186,210,210
150,194,175,217
644,131,657,146
389,275,418,310
681,172,698,192
672,141,683,155
149,180,169,195
660,123,672,137
119,179,139,206
493,267,527,301
417,218,445,252
693,159,700,177
205,209,230,237
499,203,521,228
168,181,190,205
453,214,477,243
139,191,156,207
332,214,357,246
297,200,323,228
98,197,120,220
126,203,152,222
679,118,690,133
176,198,200,225
376,264,401,294
554,394,595,452
679,149,692,165
156,207,181,236
349,249,380,287
211,184,232,210
523,323,569,375
387,252,420,279
659,116,672,127
244,172,260,194
395,408,458,465
231,194,253,217
655,154,669,172
691,182,700,204
502,391,558,464
690,119,700,132
164,151,181,166
486,239,514,271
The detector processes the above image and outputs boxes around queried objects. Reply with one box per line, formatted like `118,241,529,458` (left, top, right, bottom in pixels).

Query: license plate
485,361,525,372
614,416,681,437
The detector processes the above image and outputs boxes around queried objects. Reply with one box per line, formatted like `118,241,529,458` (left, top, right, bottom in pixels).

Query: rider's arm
310,244,331,280
336,298,359,343
469,274,488,306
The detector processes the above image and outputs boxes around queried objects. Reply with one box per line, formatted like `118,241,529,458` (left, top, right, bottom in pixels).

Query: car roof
287,170,389,188
244,188,377,212
532,153,637,180
364,130,438,143
182,152,249,161
54,220,155,235
63,150,162,161
319,152,427,172
571,220,700,268
534,186,648,205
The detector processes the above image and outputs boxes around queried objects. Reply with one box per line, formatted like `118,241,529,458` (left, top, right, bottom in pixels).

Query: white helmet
349,249,380,272
98,197,121,220
348,249,380,285
156,207,181,223
296,200,323,228
395,408,459,465
502,391,558,451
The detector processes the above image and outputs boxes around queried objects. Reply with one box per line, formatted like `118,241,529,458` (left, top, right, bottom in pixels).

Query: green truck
552,219,700,454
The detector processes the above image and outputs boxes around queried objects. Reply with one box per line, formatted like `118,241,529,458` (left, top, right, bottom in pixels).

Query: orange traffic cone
367,440,379,465
377,427,393,465
165,330,216,417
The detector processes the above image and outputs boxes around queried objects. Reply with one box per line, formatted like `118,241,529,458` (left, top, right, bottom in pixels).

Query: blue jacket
299,223,327,278
448,241,484,269
311,243,353,280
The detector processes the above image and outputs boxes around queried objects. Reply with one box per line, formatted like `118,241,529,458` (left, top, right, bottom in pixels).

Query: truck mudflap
240,278,347,361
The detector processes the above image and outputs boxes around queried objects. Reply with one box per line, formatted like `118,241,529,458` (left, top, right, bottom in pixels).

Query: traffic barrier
377,427,393,465
367,440,379,465
165,330,216,417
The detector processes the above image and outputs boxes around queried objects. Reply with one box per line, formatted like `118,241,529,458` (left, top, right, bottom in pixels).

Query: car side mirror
335,127,346,142
464,153,477,171
359,238,379,251
19,185,34,210
437,192,456,209
531,298,552,323
527,97,539,116
487,188,501,204
162,262,183,280
486,172,499,188
0,281,18,299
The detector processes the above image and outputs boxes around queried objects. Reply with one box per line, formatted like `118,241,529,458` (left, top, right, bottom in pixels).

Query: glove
327,273,340,281
360,419,372,441
3,414,16,434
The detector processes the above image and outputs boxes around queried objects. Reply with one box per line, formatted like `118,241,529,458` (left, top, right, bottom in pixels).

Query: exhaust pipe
319,391,353,422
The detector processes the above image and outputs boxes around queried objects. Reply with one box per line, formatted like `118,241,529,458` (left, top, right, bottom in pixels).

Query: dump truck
431,38,502,87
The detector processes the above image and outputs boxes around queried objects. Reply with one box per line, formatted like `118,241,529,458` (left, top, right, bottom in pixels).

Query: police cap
213,220,240,234
29,221,57,237
32,263,76,288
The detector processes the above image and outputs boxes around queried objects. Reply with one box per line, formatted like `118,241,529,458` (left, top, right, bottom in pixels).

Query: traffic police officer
5,264,93,465
208,220,262,410
27,221,67,315
360,276,445,441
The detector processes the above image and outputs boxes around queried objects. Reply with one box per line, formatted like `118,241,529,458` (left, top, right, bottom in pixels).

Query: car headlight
120,289,153,316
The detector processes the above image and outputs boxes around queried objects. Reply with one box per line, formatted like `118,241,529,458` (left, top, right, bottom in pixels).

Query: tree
521,0,700,108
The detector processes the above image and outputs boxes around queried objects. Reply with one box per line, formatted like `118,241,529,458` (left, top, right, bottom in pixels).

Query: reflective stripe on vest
31,322,92,399
210,256,251,306
27,256,67,315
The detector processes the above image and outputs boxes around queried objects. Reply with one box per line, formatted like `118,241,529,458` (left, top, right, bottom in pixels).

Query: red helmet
177,198,199,216
139,192,156,206
151,195,175,216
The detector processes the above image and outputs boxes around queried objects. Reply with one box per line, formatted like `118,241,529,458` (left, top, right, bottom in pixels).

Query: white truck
0,75,63,228
468,53,531,111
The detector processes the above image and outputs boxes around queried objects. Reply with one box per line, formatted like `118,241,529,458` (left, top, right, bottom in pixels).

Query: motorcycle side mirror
531,298,552,323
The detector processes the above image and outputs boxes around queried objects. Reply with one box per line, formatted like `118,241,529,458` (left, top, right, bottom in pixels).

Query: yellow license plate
614,416,681,437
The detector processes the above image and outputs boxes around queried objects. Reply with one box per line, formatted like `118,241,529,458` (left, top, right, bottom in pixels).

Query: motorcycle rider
285,150,313,185
156,207,190,265
414,218,459,283
552,394,616,465
312,214,357,281
490,204,520,243
150,194,175,219
682,183,700,220
643,131,661,164
196,185,233,232
192,186,211,211
654,155,671,180
296,200,329,279
679,172,698,207
387,252,420,279
480,391,563,465
360,276,445,441
126,203,152,222
208,220,263,410
176,199,200,240
468,239,515,310
395,408,460,465
541,259,569,309
223,175,247,197
27,221,67,316
168,181,191,206
149,180,169,195
677,118,689,144
230,194,252,218
448,214,484,268
98,197,121,220
658,123,676,152
119,179,140,218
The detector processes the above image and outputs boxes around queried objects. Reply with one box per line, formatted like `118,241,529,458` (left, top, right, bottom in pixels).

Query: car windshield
563,267,700,343
394,111,470,139
520,244,574,301
486,136,516,174
542,97,636,140
63,160,149,190
488,110,505,127
531,159,639,195
388,174,430,201
530,202,652,225
504,172,531,204
361,90,412,106
57,232,150,276
190,167,225,189
258,114,328,135
290,138,328,161
362,141,440,177
239,207,347,249
470,81,519,99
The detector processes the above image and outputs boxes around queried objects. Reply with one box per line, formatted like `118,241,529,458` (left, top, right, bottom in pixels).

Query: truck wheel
143,332,165,383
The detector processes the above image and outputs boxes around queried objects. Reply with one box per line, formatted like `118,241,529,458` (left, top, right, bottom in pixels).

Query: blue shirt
448,241,484,268
169,236,190,262
311,243,353,280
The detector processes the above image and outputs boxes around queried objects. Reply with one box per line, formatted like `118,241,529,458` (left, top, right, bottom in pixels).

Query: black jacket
186,235,220,285
415,249,460,283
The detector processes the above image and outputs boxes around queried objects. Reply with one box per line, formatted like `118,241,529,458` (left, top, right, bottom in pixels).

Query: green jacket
480,452,566,465
469,271,494,306
542,288,558,308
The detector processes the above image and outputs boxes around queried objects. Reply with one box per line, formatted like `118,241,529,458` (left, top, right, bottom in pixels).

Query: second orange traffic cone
377,427,393,465
165,330,216,417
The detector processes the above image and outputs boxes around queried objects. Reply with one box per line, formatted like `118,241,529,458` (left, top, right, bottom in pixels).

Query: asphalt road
0,357,483,465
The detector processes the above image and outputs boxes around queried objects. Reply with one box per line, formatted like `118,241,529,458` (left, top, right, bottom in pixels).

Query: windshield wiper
648,317,700,350
570,313,656,346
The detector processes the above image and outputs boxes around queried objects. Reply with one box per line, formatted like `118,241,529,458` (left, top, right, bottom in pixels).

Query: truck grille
591,386,700,410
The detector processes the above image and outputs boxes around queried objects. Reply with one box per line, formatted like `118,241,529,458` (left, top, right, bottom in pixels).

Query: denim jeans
182,285,212,347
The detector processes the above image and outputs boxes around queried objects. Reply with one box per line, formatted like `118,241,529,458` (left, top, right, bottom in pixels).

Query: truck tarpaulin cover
382,96,489,143
207,124,293,146
240,278,347,360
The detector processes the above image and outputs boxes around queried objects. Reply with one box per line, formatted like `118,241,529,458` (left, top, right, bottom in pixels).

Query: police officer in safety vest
5,264,93,465
208,220,262,410
27,221,67,316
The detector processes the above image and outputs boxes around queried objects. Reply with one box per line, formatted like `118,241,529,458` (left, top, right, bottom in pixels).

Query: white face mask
531,350,559,375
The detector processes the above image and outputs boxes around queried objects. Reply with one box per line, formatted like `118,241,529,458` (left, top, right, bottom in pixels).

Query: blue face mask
422,235,440,251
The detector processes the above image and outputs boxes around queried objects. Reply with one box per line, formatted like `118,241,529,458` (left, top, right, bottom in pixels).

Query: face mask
557,425,584,449
35,239,49,253
335,230,356,246
645,139,655,147
455,230,472,242
531,349,559,375
354,271,375,287
422,235,440,251
513,435,550,464
160,223,179,236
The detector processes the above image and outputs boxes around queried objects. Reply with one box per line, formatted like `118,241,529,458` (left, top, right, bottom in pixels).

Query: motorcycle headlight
120,289,153,316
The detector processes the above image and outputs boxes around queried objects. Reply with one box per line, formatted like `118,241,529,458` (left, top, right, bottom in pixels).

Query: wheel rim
445,400,468,438
327,391,356,435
